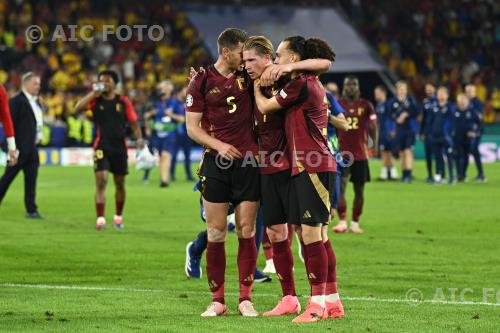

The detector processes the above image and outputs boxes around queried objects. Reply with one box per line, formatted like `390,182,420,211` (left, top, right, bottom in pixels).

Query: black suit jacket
9,92,38,162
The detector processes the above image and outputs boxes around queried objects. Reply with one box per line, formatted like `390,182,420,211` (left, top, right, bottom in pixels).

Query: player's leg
333,168,349,233
95,170,108,229
433,142,445,183
424,139,434,183
446,144,456,184
263,223,300,316
262,228,275,273
321,226,344,318
112,174,126,228
201,199,229,317
254,207,272,282
159,150,171,187
22,152,40,216
351,181,365,233
169,137,179,182
0,160,22,206
182,137,194,181
292,223,327,323
470,137,485,181
186,230,207,278
234,200,259,316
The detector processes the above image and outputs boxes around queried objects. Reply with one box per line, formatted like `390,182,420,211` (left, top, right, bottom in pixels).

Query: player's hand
259,64,291,87
253,79,261,90
390,131,396,138
188,67,205,81
467,131,476,138
7,149,19,166
216,142,242,160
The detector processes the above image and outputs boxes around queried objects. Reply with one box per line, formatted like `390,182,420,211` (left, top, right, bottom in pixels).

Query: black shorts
94,149,128,175
288,171,334,226
341,160,370,184
198,154,260,206
261,169,291,226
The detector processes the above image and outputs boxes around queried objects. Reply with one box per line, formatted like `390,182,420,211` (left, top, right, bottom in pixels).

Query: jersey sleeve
366,101,377,124
185,73,206,113
327,92,344,116
0,85,15,137
275,77,307,109
119,96,138,123
88,97,97,112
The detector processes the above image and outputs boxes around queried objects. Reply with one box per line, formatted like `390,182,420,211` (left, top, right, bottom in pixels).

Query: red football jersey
338,98,377,161
185,65,258,157
254,86,290,175
0,85,14,137
275,73,336,176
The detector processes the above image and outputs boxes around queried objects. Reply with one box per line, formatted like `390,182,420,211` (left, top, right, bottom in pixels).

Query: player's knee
266,225,287,243
236,220,255,239
207,226,226,242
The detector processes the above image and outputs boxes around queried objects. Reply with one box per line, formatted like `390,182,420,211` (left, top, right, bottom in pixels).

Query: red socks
338,202,347,220
352,203,363,222
262,232,273,260
272,239,296,296
238,237,257,303
324,240,338,294
206,242,226,304
96,203,104,217
304,241,328,296
116,200,124,216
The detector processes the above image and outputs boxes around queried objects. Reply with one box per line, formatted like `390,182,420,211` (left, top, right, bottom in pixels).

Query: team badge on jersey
279,89,287,99
186,94,193,107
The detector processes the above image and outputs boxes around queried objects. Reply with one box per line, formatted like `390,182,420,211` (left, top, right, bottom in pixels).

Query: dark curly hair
283,36,335,62
304,38,336,62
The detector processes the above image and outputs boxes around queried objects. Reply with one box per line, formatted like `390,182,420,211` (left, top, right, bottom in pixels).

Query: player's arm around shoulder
253,80,282,114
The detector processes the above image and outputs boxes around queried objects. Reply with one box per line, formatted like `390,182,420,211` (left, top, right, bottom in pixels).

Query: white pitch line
1,283,499,307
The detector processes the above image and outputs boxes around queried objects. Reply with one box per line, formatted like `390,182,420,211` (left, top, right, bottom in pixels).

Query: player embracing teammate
254,36,342,323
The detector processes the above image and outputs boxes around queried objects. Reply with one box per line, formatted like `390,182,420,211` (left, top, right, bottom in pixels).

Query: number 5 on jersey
227,96,237,113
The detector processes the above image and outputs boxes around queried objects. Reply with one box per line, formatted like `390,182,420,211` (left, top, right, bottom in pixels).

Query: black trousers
0,150,39,213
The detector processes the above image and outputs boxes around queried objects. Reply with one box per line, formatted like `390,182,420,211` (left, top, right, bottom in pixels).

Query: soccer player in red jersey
185,28,261,317
333,76,378,234
0,84,17,165
74,70,144,230
254,36,339,323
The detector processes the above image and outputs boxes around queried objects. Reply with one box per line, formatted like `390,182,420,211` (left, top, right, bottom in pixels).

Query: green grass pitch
0,161,499,332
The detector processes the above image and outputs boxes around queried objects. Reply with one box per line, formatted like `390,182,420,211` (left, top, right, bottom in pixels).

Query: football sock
272,239,296,296
116,200,124,216
352,204,363,222
338,202,347,221
96,202,104,218
206,242,226,304
238,237,257,303
262,232,273,260
191,230,208,257
323,240,338,295
305,241,327,307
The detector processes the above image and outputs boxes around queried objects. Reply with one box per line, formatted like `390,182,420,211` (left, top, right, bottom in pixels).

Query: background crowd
0,0,499,149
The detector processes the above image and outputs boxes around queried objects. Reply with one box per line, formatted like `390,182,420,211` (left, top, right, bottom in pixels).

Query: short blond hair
243,35,274,56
